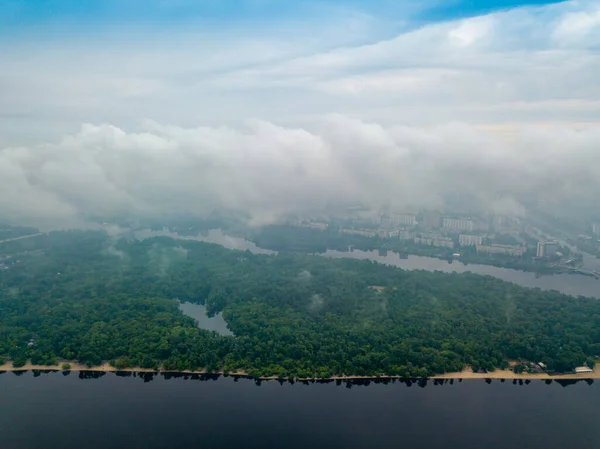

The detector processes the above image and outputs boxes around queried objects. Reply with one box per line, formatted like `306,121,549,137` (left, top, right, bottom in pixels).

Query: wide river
136,228,600,298
1,371,599,449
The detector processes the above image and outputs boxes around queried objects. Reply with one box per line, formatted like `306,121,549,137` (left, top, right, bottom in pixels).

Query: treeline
1,230,599,378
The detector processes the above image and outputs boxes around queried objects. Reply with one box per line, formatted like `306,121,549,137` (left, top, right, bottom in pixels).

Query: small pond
178,301,234,336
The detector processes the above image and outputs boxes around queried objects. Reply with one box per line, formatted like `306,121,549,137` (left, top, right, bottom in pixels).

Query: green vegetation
1,230,599,378
61,363,71,371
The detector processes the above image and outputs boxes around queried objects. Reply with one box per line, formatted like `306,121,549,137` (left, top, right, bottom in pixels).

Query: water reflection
178,301,234,336
70,372,599,388
78,371,107,380
32,369,58,377
5,369,597,389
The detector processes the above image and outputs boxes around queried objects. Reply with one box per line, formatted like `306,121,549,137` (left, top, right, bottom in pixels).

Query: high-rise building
443,218,474,232
592,223,600,235
391,213,417,227
414,236,454,249
476,244,525,257
459,234,483,247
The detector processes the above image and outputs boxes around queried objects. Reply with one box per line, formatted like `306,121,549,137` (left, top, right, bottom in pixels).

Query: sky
1,0,600,227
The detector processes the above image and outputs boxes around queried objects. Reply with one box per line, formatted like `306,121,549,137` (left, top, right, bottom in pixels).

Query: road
0,233,43,245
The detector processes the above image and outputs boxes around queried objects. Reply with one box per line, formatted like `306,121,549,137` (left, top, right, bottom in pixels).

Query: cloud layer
2,115,599,228
1,1,599,226
1,1,599,146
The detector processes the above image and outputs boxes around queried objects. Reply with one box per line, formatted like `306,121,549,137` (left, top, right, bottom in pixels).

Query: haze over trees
1,231,598,377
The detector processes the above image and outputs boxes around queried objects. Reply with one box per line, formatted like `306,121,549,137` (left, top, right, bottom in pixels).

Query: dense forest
1,230,599,378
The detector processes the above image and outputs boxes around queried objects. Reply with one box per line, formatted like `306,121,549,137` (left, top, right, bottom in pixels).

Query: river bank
431,367,600,380
134,228,600,298
2,361,598,381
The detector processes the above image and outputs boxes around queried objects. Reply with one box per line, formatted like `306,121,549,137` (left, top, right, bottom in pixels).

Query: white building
536,241,545,258
459,234,483,247
443,218,474,232
391,213,417,227
342,229,376,238
593,223,600,235
414,236,454,249
298,222,328,231
537,241,560,258
575,366,593,374
398,229,413,240
476,244,525,257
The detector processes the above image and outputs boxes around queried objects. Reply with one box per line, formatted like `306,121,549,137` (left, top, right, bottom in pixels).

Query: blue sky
3,0,565,30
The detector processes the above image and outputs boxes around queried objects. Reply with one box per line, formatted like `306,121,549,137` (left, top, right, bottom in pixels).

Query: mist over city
1,116,600,229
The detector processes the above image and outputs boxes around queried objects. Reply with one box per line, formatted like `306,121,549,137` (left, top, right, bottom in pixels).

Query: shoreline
146,228,592,278
1,362,598,381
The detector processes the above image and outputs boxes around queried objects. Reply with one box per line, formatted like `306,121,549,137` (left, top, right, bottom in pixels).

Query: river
1,371,598,449
324,250,600,298
137,228,599,299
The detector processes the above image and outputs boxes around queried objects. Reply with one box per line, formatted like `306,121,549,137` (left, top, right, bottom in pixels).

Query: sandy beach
431,367,600,380
0,361,134,373
1,361,598,380
0,361,247,376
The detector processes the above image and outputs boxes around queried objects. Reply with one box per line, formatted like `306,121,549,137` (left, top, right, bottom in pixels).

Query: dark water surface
1,372,599,449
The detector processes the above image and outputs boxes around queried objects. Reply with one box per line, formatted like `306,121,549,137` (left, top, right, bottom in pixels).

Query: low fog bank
1,115,599,229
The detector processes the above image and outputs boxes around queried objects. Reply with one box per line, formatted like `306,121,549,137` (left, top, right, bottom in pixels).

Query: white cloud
1,0,599,148
553,3,600,43
1,1,599,225
2,116,600,227
448,16,494,47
